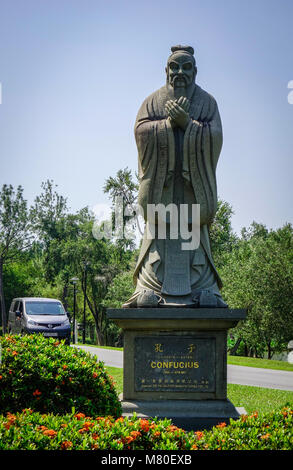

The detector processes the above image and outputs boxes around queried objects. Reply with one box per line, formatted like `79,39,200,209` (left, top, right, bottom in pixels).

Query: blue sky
0,0,292,234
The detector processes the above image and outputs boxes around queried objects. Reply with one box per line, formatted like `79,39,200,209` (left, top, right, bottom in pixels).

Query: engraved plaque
134,336,216,392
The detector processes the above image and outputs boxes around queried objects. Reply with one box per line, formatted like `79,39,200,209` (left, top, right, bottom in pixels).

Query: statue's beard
170,75,187,88
167,74,194,99
171,76,188,98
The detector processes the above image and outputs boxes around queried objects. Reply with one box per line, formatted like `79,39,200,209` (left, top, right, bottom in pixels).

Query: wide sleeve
183,94,223,225
135,94,175,216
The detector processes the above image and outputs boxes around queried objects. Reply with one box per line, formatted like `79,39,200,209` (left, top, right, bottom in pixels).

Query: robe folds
127,82,224,306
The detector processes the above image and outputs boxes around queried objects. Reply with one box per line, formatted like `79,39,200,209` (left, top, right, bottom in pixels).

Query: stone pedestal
107,308,246,430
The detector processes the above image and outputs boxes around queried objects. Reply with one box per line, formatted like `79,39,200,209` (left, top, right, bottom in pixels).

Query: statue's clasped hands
165,96,190,130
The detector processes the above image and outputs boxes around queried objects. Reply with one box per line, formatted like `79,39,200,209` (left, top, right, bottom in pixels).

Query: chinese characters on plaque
135,336,216,392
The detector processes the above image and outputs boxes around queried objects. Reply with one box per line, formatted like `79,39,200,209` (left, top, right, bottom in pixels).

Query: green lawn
227,355,293,372
227,384,293,414
105,366,293,415
105,366,123,394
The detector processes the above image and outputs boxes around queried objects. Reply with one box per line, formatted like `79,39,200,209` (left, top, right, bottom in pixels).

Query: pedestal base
121,399,245,431
107,308,246,431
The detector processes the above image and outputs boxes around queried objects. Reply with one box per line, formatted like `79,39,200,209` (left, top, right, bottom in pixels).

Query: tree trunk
244,343,248,357
267,342,273,359
229,337,242,355
93,315,104,346
0,260,7,334
84,285,105,346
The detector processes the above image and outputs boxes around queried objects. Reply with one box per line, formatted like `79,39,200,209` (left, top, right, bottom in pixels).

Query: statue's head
166,45,197,91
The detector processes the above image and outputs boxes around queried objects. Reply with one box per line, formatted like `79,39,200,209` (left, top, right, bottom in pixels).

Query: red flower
83,421,94,430
6,336,15,343
33,389,42,397
115,417,124,423
78,428,87,434
61,440,72,450
130,431,141,440
167,425,181,432
74,412,86,420
92,372,99,378
7,413,16,423
216,422,227,429
140,419,150,432
43,429,57,437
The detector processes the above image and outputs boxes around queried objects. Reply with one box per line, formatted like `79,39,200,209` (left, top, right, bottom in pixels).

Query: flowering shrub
0,407,292,450
0,334,121,417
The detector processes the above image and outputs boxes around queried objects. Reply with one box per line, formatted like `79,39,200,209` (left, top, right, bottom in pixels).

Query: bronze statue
124,45,227,308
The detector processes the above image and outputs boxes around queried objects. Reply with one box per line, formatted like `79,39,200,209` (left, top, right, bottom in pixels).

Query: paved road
227,364,293,391
74,345,293,392
75,345,123,368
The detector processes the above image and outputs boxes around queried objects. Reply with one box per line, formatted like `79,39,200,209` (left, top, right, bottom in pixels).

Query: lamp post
83,261,90,344
70,277,79,344
94,274,106,344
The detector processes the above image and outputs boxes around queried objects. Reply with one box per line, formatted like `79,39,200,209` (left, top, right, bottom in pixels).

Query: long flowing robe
125,82,223,307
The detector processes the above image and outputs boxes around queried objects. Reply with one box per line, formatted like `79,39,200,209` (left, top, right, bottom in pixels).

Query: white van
8,297,71,345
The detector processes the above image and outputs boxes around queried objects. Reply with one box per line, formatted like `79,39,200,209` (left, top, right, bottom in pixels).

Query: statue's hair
171,45,194,55
167,45,196,66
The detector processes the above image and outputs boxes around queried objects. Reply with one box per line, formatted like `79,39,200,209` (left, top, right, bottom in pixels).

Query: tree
102,270,136,346
103,168,141,251
0,185,33,333
221,223,293,358
31,179,68,244
34,197,134,345
30,179,71,304
209,199,238,268
103,167,139,211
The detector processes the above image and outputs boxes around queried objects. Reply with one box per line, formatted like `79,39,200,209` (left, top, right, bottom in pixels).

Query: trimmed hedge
0,334,121,417
0,406,292,450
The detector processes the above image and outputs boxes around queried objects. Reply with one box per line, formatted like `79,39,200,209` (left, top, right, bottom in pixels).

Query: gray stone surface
107,308,246,428
121,399,244,431
107,307,246,331
123,45,226,308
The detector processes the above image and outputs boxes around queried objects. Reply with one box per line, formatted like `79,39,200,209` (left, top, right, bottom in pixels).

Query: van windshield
25,301,65,316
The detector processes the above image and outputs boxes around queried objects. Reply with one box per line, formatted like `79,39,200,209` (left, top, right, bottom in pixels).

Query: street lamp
94,274,106,343
70,277,79,344
82,261,90,344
